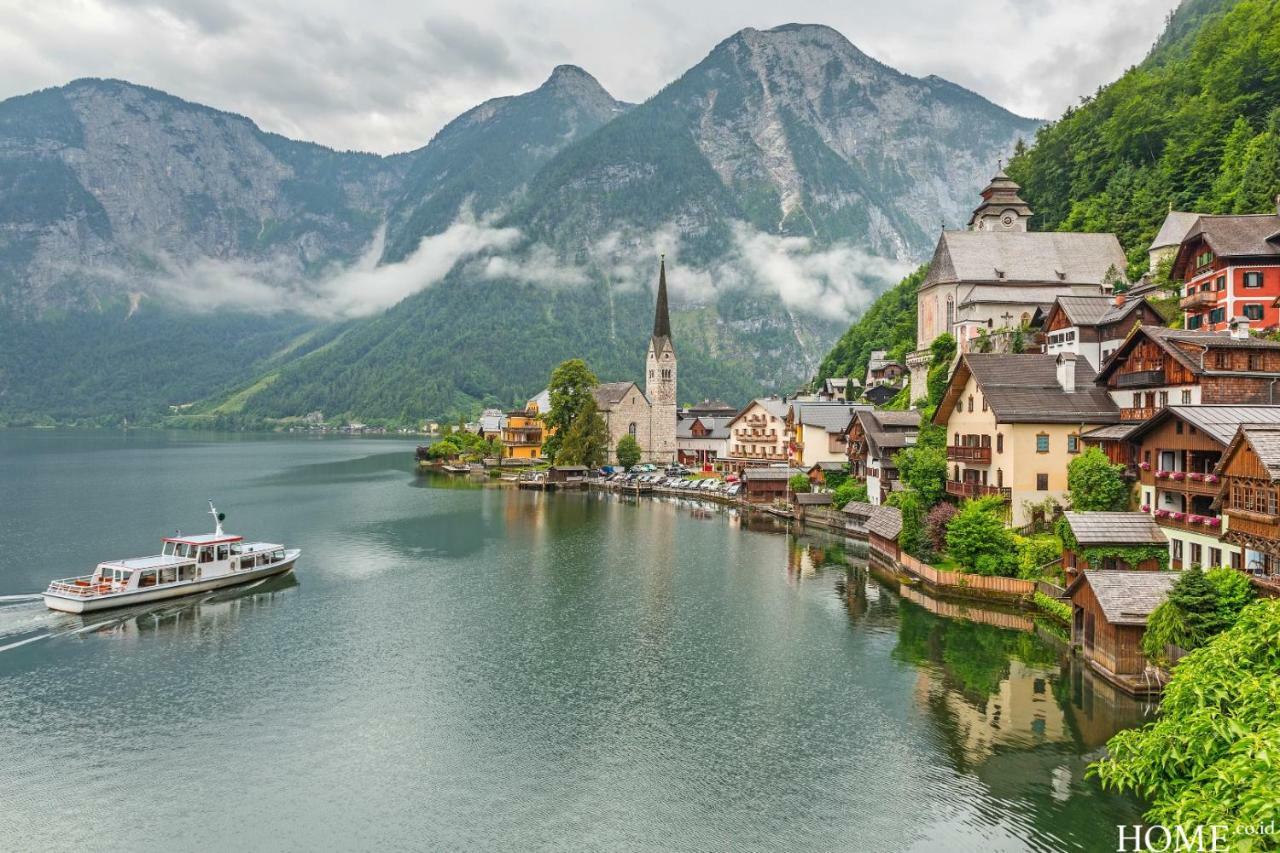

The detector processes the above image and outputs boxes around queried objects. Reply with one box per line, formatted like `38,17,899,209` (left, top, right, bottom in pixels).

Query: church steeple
968,163,1033,232
652,254,672,343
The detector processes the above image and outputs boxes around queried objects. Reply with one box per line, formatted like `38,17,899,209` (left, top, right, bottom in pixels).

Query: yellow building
501,389,550,460
934,353,1120,527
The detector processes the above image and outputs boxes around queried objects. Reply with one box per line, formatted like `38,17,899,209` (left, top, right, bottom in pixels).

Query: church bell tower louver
645,256,677,463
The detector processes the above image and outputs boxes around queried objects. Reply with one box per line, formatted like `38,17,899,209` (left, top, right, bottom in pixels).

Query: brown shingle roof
841,500,875,518
1182,214,1280,258
795,492,832,505
1097,327,1280,383
1063,512,1167,546
1067,570,1178,626
593,381,642,408
938,354,1119,425
866,505,902,540
923,231,1127,288
742,467,804,481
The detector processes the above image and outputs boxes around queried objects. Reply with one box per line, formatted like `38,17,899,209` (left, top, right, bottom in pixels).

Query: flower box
1187,515,1202,524
1170,512,1185,521
1139,462,1152,471
1205,474,1219,484
1171,471,1186,481
1156,470,1171,479
1140,504,1151,513
1206,517,1222,528
1187,472,1204,482
1154,509,1171,519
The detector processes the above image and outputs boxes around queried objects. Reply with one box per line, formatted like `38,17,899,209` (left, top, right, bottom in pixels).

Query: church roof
922,230,1127,289
1148,210,1199,251
651,255,673,354
593,381,644,410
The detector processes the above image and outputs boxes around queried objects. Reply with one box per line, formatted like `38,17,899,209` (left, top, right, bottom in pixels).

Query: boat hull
44,551,300,614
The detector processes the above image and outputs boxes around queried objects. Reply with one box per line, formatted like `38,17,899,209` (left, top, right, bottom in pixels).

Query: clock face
1001,212,1015,228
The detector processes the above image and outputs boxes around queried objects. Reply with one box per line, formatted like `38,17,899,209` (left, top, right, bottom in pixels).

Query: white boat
43,502,300,614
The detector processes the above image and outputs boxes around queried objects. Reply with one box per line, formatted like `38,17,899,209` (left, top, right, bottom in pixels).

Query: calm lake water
0,431,1150,851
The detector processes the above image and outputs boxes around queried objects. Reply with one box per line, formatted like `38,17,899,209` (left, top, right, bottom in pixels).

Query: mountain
0,25,1040,426
1007,0,1277,278
381,65,630,263
816,0,1260,389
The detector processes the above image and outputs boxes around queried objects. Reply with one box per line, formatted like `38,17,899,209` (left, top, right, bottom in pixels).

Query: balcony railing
1179,291,1218,310
1115,369,1165,388
1120,406,1157,421
1150,510,1223,535
947,445,991,463
1152,471,1221,495
946,481,1011,500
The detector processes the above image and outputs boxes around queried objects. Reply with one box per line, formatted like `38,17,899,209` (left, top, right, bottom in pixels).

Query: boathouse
546,465,590,485
866,505,903,565
842,500,875,538
1060,512,1167,582
741,467,803,503
1066,570,1178,694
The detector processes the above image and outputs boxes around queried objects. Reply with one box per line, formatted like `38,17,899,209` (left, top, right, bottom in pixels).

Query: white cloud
0,0,1181,154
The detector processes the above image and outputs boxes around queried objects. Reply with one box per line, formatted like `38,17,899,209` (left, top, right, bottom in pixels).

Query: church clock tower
967,165,1033,232
645,256,678,463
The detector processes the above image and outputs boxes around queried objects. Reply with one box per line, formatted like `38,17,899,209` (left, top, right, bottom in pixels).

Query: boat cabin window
272,550,285,562
178,564,197,582
241,555,256,569
198,547,213,564
138,570,157,588
229,543,243,556
163,542,176,556
216,545,229,561
159,566,177,584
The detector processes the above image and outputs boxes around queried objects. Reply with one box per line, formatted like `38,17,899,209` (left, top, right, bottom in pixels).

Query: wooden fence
1036,579,1068,599
899,586,1036,632
898,552,1036,597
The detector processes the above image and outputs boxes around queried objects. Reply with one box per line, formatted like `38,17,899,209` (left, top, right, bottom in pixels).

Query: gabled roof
792,402,866,434
853,409,921,459
593,381,645,409
676,416,732,440
1096,326,1280,383
935,354,1119,425
841,500,875,518
728,397,789,427
795,492,832,505
1148,211,1199,251
922,230,1127,289
1178,213,1280,260
742,467,804,481
1062,512,1167,547
1124,405,1280,447
1048,295,1156,328
866,505,903,540
1066,570,1179,626
1081,422,1145,442
1216,424,1280,481
807,461,846,472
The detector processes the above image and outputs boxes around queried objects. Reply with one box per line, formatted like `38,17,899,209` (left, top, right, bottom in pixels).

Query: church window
661,368,672,381
628,422,637,437
967,395,974,413
649,369,654,379
945,296,954,330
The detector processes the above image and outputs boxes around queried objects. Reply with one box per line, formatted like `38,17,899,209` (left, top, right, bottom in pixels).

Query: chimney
1229,317,1251,340
1056,352,1077,393
1114,291,1127,308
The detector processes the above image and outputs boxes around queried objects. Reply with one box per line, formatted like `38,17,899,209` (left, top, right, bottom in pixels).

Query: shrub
887,490,928,561
923,502,957,555
788,473,811,494
1205,566,1254,626
1034,591,1072,624
831,481,868,509
946,496,1019,576
1016,534,1063,580
1066,447,1131,511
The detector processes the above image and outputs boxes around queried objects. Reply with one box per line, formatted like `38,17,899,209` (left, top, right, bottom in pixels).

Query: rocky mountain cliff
0,24,1039,425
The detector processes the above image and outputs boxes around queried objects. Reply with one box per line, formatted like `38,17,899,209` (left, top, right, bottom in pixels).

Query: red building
1173,210,1280,332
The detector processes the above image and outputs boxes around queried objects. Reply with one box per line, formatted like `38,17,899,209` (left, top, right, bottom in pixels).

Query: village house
1216,424,1280,593
1147,209,1200,272
1067,570,1179,695
863,385,900,407
818,377,858,402
907,167,1128,400
682,399,737,419
676,415,732,468
1060,512,1167,582
934,352,1120,527
477,408,506,440
740,467,804,503
1036,293,1165,369
1172,204,1280,332
805,460,846,487
865,505,903,566
501,389,549,461
846,409,921,505
786,401,863,469
864,351,906,388
1094,322,1280,421
1115,406,1280,570
725,397,791,467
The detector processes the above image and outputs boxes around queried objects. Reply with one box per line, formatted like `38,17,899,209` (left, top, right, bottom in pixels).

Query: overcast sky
1,0,1182,155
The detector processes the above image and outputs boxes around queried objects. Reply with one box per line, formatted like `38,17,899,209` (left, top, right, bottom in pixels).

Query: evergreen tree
555,396,610,467
543,358,599,462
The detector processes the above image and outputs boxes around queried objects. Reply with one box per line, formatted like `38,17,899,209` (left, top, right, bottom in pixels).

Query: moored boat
43,502,300,614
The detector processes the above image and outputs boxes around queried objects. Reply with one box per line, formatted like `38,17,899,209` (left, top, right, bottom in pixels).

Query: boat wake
0,593,44,603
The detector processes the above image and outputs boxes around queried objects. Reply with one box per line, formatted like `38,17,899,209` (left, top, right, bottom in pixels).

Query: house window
1244,271,1264,288
1197,250,1213,267
1214,351,1230,370
996,434,1004,454
1171,539,1183,563
1210,307,1226,324
981,396,988,412
1244,304,1265,321
1190,543,1202,567
1209,547,1222,567
946,296,954,330
1215,275,1226,291
1036,433,1049,453
1231,551,1242,570
1176,420,1184,434
1186,315,1203,330
1067,434,1080,453
967,395,974,413
997,469,1004,488
1132,393,1142,408
628,422,637,437
1036,473,1048,491
1159,391,1168,408
1181,389,1192,404
954,432,960,446
1249,352,1265,370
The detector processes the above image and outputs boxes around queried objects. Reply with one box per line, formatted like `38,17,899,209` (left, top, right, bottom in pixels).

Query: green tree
831,481,868,509
1092,600,1280,829
1066,447,1131,511
946,497,1019,576
887,490,927,560
788,473,811,494
555,395,610,467
1142,566,1228,662
894,445,948,507
1205,566,1255,626
615,433,642,470
542,358,599,462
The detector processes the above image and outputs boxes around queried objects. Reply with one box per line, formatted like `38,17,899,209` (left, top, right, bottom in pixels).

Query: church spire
652,254,671,341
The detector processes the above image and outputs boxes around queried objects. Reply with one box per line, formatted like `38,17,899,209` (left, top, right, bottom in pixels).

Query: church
906,168,1128,402
592,258,678,464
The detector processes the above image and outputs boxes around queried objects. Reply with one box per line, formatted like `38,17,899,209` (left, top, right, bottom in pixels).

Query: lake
0,431,1150,851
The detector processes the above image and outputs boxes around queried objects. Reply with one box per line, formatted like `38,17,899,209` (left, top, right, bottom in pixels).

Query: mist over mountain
0,24,1038,425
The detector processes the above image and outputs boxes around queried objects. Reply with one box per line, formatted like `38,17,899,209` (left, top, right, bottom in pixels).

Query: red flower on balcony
1187,514,1202,524
1156,470,1171,479
1206,517,1222,528
1205,474,1220,484
1139,461,1152,471
1140,504,1151,513
1171,471,1186,481
1170,511,1185,521
1154,509,1170,519
1187,472,1204,482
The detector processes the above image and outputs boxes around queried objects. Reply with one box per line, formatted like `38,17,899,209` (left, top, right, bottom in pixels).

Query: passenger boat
43,502,300,614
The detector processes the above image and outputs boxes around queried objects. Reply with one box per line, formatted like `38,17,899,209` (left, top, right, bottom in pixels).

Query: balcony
1120,406,1157,421
1115,369,1165,388
1150,509,1223,536
1152,470,1222,495
1179,290,1218,310
947,445,992,463
946,481,1011,500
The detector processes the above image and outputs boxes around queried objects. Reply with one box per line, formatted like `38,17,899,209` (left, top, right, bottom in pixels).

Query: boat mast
208,500,224,537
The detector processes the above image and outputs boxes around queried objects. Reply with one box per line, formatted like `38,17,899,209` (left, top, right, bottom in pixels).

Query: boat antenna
208,500,226,537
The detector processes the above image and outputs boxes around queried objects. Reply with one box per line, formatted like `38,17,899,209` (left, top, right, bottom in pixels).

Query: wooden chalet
1095,324,1280,421
1036,293,1165,369
1066,570,1178,696
1060,512,1167,582
740,467,804,503
865,505,902,566
1216,425,1280,595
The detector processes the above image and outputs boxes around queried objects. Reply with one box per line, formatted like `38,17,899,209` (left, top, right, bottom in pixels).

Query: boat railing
46,575,117,597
